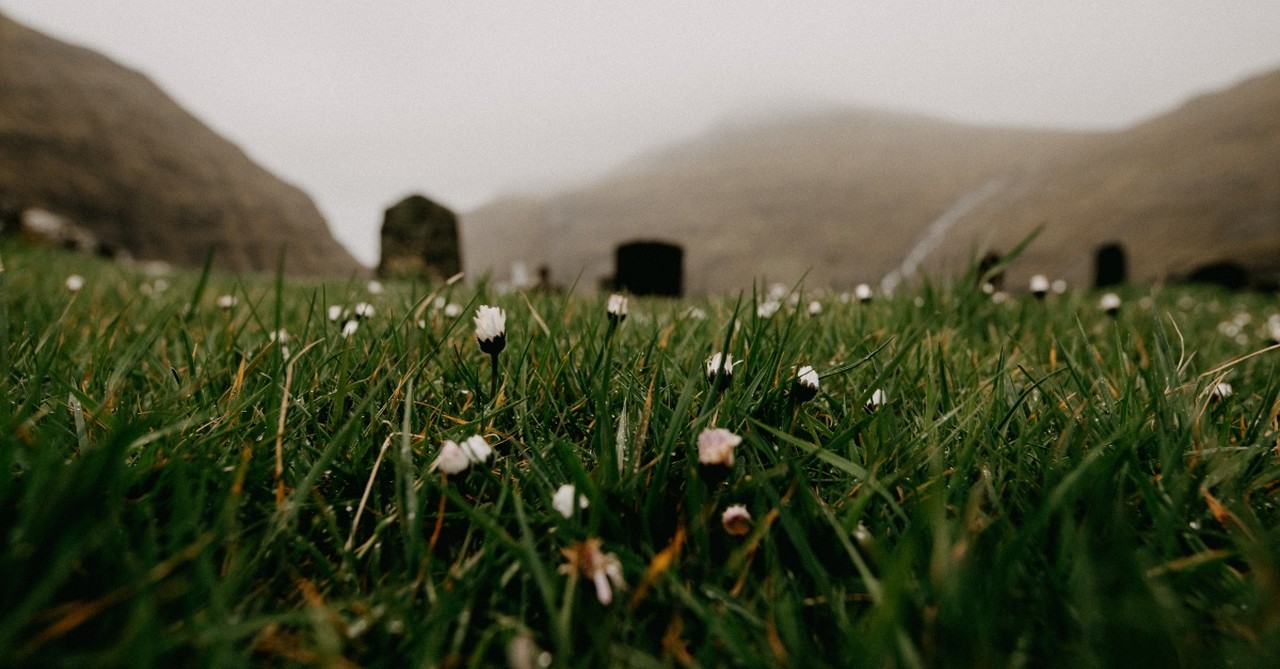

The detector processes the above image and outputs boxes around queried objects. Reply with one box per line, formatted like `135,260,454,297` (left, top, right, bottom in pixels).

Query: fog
5,1,1280,265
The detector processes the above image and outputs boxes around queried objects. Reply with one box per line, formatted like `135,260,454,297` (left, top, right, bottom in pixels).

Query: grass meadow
2,239,1279,667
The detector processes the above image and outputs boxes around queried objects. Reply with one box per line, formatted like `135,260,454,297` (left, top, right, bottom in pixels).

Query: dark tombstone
377,194,460,280
615,240,683,297
1186,261,1250,290
1094,243,1128,288
978,251,1004,289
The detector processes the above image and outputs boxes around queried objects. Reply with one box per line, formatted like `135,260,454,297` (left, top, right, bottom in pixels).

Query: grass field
2,239,1279,667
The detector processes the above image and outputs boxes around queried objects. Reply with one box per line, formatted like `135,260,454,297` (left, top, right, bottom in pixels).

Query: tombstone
1094,243,1128,288
978,251,1004,290
1186,261,1250,290
615,241,683,297
377,194,460,280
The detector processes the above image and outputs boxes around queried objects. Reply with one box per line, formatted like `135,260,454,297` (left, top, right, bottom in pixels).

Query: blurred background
2,1,1279,293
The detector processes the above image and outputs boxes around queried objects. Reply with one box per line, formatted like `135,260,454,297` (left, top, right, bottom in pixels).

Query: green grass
2,238,1279,667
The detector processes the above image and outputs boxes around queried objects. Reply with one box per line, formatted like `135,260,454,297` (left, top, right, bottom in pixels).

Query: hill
462,108,1085,295
0,11,362,277
463,67,1280,295
932,67,1280,289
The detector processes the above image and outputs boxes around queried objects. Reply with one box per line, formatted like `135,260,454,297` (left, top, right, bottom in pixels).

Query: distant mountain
463,108,1084,294
932,67,1280,289
0,12,362,277
463,68,1280,295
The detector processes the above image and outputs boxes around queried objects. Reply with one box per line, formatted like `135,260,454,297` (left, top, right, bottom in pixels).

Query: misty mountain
932,67,1280,289
0,12,362,277
463,68,1280,294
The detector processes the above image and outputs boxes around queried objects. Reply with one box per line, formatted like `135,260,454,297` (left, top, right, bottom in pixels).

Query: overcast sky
5,1,1280,265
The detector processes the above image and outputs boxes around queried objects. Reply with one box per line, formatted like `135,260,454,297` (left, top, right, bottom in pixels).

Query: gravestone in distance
1094,243,1128,288
615,240,683,297
377,194,461,281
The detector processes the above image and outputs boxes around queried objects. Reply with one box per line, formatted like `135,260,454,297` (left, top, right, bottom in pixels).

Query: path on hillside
879,178,1007,294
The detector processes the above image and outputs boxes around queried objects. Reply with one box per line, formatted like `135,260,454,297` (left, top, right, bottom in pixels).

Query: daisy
697,427,742,467
721,504,752,536
794,365,819,402
552,484,589,519
560,538,625,606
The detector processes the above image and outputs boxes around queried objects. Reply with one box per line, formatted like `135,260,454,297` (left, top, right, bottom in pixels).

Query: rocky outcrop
0,11,363,277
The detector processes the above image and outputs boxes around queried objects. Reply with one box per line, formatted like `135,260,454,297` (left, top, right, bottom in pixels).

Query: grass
2,238,1279,667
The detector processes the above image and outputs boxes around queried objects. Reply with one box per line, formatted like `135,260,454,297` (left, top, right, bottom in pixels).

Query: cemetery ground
2,239,1279,667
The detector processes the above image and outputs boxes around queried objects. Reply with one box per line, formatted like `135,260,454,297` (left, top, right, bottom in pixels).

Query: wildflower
981,282,995,295
855,283,874,303
65,274,84,292
697,427,742,467
705,352,738,387
767,283,789,301
560,538,626,606
607,293,628,324
794,365,820,402
474,305,507,355
686,307,707,320
354,302,375,319
757,299,780,318
721,504,752,536
269,329,290,359
366,280,384,295
991,291,1009,304
552,483,589,519
1029,274,1050,299
865,388,886,413
1099,292,1122,316
216,294,236,310
328,304,345,321
430,434,493,475
808,300,822,316
341,320,359,338
1051,279,1068,295
443,302,462,318
430,440,471,475
1212,382,1233,400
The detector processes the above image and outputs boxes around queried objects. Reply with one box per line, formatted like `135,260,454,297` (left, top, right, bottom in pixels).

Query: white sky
5,1,1280,266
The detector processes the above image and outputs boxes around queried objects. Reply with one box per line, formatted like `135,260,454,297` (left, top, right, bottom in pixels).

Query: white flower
341,320,359,338
1212,382,1233,399
1029,274,1050,296
216,294,236,310
65,274,84,292
269,329,288,343
1051,279,1068,294
981,282,996,295
721,504,752,536
865,388,887,412
443,302,462,318
474,305,507,354
1099,292,1122,315
328,304,345,322
807,300,822,316
705,352,738,384
366,280,384,295
757,299,781,318
685,307,707,320
460,434,493,463
430,440,472,475
697,427,742,467
855,283,873,303
767,283,789,301
795,365,819,401
552,484,589,519
354,302,375,319
607,293,628,321
560,538,625,606
991,291,1009,304
430,434,493,475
